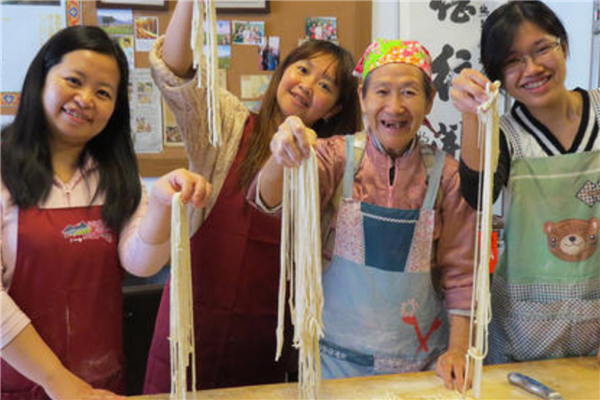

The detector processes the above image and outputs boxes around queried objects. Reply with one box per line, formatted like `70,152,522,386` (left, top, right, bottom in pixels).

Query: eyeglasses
502,38,562,75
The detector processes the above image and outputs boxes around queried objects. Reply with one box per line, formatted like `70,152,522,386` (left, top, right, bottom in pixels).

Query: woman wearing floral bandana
250,39,477,391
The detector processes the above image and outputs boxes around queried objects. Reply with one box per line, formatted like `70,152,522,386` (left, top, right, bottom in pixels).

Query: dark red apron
1,206,125,399
144,115,295,393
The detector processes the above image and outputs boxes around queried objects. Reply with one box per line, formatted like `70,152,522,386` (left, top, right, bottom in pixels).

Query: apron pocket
361,203,419,272
503,297,600,361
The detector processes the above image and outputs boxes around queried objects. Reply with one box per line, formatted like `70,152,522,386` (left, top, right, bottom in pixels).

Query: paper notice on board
130,69,163,153
240,74,271,99
135,16,159,52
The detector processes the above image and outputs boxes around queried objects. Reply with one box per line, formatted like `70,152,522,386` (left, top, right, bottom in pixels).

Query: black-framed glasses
502,38,562,75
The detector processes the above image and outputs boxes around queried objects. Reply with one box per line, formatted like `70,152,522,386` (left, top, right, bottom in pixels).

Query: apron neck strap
343,131,367,198
342,135,445,210
422,148,446,210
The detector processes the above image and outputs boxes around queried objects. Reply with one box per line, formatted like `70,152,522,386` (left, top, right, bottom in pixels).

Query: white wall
371,1,597,89
372,0,399,40
545,0,595,90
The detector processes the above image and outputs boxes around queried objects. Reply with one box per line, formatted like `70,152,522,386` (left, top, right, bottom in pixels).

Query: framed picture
217,0,269,14
96,0,168,11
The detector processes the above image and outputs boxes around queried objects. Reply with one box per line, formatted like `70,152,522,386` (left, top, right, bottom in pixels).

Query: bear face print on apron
320,135,449,379
488,113,600,363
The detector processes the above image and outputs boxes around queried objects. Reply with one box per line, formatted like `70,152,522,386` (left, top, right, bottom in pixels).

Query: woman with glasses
451,0,600,364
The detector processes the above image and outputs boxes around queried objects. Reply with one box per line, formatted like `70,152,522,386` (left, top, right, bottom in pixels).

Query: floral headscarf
354,39,433,82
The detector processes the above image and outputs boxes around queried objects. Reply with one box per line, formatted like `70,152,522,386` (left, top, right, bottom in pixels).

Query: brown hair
237,40,361,189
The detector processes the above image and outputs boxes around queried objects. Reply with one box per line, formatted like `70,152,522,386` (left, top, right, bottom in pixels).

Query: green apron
488,123,600,363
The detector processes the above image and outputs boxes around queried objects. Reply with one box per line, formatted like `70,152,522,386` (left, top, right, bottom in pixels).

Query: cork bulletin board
10,0,372,177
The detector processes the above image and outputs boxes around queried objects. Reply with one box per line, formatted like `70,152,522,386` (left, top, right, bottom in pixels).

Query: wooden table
132,357,599,399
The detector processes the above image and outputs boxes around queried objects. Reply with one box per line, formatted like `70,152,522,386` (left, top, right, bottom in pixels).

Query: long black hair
1,25,140,231
481,0,568,84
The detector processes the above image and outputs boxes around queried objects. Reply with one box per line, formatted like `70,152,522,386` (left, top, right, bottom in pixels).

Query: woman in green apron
253,39,477,391
451,0,600,364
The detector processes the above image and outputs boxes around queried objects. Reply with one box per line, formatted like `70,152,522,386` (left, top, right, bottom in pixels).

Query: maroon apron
1,205,125,400
144,115,295,393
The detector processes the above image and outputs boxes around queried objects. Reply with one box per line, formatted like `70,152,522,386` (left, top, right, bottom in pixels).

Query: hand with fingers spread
450,68,492,115
270,116,317,169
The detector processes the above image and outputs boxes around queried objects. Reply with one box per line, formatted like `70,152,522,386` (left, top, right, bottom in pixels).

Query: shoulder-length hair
237,40,361,189
1,25,140,232
481,0,568,84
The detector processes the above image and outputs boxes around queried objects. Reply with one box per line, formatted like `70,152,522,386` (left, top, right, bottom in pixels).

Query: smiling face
359,63,433,158
275,53,342,127
42,49,120,152
501,21,568,110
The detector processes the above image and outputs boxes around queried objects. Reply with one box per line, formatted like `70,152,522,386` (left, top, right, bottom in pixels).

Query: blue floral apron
488,116,600,363
320,136,449,379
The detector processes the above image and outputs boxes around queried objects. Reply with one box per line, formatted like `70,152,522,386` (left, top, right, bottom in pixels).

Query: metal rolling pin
508,372,564,400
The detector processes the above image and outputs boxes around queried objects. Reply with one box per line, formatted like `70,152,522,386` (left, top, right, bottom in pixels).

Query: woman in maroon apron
0,26,211,400
143,1,361,393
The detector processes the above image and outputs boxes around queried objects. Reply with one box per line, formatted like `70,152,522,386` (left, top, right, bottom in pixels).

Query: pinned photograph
217,20,231,45
218,45,231,69
97,9,134,66
117,35,135,68
305,17,337,42
134,16,159,52
97,8,133,36
259,36,280,71
232,20,265,45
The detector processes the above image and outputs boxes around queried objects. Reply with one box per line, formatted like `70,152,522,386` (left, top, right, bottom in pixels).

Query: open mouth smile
521,75,551,90
380,119,408,130
63,107,91,123
289,90,310,108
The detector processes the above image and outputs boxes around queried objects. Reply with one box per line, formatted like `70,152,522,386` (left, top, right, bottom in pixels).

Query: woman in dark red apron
0,26,211,400
143,1,361,393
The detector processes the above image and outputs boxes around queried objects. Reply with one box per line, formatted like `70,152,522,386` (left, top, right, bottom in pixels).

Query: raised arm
450,68,509,208
449,68,491,171
162,0,195,78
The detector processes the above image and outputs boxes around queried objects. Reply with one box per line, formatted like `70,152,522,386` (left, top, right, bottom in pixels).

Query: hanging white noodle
191,0,221,147
276,148,325,400
170,193,197,399
463,81,501,399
